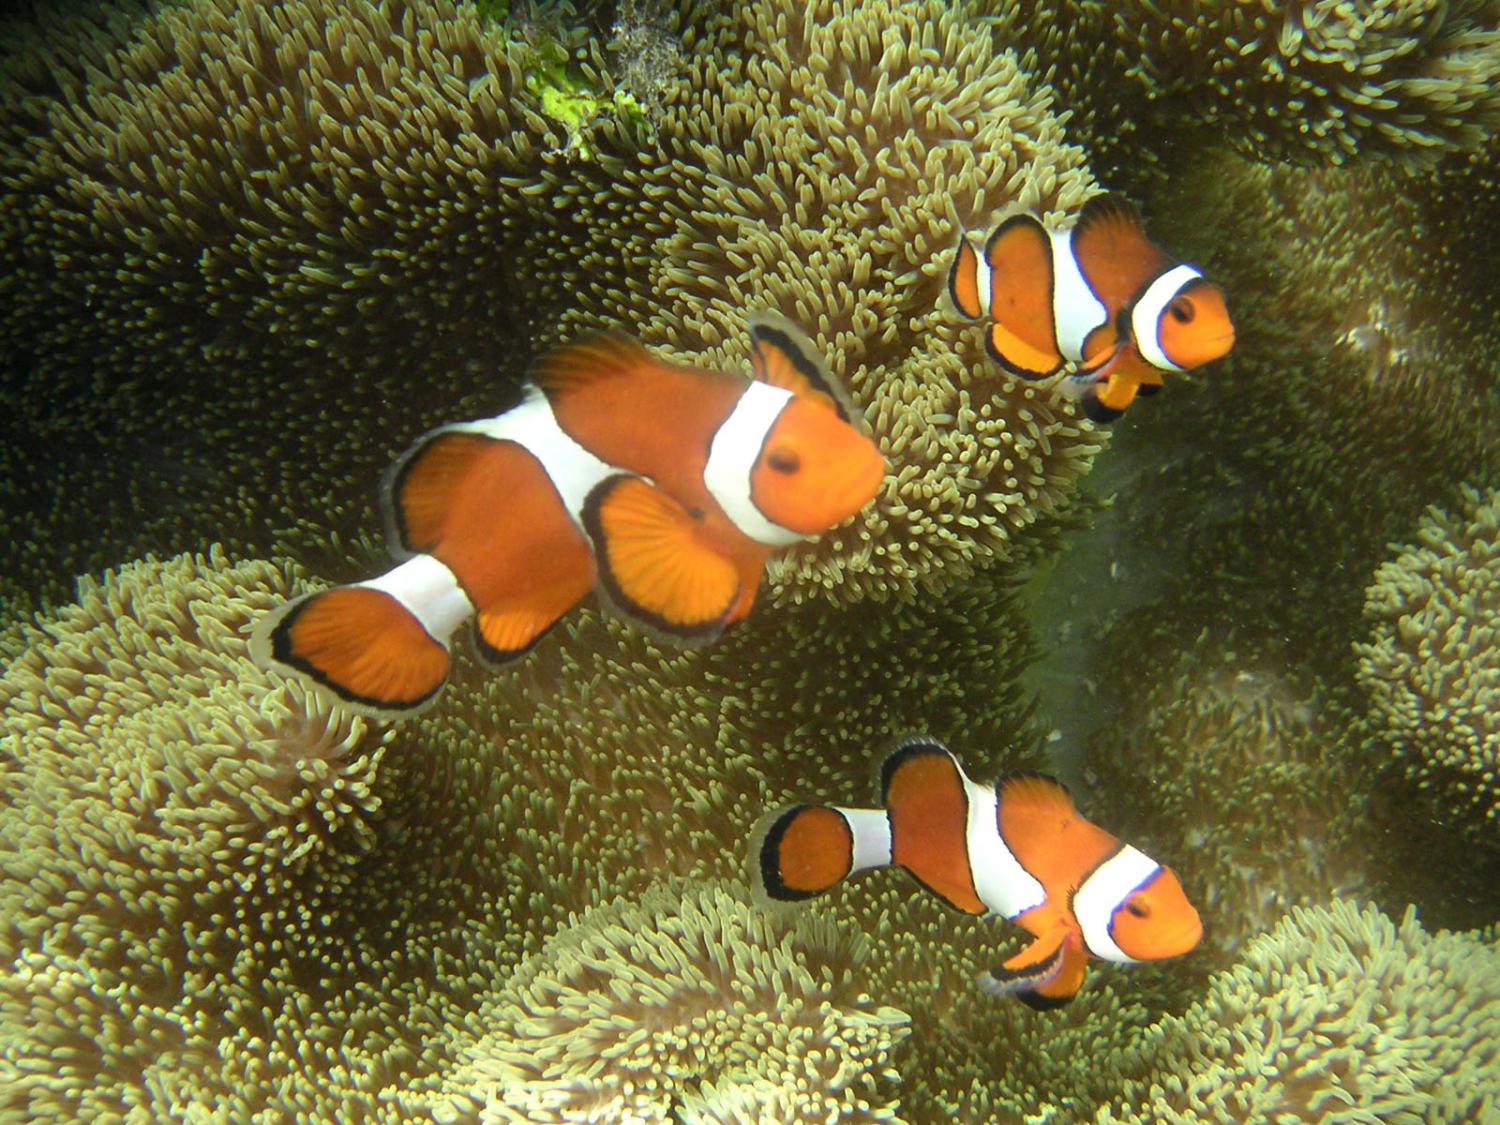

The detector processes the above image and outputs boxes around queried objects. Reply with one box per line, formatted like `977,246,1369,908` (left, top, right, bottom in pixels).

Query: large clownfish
948,193,1235,422
755,737,1202,1008
251,314,885,716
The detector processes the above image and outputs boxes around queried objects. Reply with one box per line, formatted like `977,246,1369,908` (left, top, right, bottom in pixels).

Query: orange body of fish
252,314,885,715
756,737,1203,1007
948,193,1235,422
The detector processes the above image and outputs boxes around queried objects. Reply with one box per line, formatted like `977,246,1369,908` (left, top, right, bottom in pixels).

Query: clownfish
251,313,885,716
948,193,1235,422
754,737,1202,1008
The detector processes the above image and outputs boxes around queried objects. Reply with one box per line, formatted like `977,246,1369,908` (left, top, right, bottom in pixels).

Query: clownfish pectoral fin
747,311,857,423
753,803,889,902
250,561,467,717
947,237,985,320
581,473,740,641
982,932,1087,1009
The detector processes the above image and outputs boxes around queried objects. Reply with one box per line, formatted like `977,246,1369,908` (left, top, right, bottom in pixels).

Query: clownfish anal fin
980,930,1086,1008
746,311,857,423
986,324,1065,380
582,473,739,641
469,606,561,667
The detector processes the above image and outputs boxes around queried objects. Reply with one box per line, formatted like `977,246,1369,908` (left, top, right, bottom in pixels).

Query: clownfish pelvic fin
979,927,1086,1009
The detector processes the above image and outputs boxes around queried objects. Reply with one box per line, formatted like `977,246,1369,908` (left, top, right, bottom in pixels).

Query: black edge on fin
993,769,1072,801
983,954,1065,997
579,472,732,643
263,594,445,717
1073,192,1145,240
379,406,525,558
1016,988,1075,1011
756,805,826,902
878,734,956,806
746,310,857,423
947,237,980,320
467,616,555,670
1080,388,1123,424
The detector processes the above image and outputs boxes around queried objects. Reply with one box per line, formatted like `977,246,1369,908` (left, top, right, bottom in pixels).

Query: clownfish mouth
1162,916,1204,958
1201,330,1236,353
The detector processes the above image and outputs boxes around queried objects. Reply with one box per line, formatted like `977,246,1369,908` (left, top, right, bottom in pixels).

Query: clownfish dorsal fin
994,770,1075,817
581,473,740,642
1070,193,1169,309
531,330,658,398
382,428,503,556
1073,192,1144,239
746,311,857,423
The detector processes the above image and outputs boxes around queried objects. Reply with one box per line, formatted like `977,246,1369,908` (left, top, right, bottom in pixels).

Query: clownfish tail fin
250,556,472,717
752,803,891,903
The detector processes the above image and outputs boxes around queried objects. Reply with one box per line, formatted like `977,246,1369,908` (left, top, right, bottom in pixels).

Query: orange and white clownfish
250,313,885,717
754,737,1202,1008
947,193,1235,423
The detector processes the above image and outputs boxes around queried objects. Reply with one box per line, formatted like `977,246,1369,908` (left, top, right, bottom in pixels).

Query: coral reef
1083,646,1370,967
420,881,909,1123
982,0,1500,175
1093,899,1500,1123
1356,485,1500,846
6,0,1500,1120
1114,0,1500,168
0,0,1105,621
0,0,609,616
0,549,401,1119
0,541,1047,1118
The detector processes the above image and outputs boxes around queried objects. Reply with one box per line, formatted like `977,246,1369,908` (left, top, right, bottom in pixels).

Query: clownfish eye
1167,297,1195,324
1124,897,1150,919
766,447,801,475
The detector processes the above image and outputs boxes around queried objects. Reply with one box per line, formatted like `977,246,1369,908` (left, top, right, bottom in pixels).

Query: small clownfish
947,193,1235,422
251,313,885,717
754,737,1202,1008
